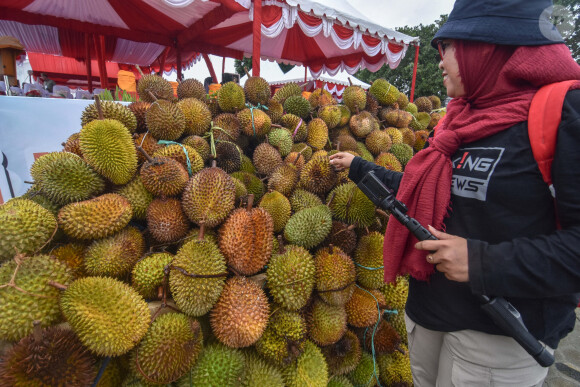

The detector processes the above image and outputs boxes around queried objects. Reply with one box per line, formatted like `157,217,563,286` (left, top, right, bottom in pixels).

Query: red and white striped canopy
0,0,419,77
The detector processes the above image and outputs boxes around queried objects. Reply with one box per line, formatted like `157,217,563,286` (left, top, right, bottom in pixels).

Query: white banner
0,96,97,204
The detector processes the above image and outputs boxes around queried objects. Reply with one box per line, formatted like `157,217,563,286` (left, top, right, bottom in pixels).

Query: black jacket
348,90,580,348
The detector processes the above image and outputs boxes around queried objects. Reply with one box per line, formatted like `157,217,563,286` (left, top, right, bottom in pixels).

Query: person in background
40,73,55,93
117,64,137,93
329,0,580,385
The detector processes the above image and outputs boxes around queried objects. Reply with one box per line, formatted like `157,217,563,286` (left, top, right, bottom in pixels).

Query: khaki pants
405,313,553,387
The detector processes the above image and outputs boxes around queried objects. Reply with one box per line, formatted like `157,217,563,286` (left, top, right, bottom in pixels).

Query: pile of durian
0,72,443,387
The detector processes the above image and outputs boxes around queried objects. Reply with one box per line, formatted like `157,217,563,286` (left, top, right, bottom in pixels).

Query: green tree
553,0,579,62
356,15,448,101
234,57,296,77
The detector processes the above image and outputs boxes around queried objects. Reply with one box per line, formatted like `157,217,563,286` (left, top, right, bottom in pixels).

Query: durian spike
48,281,68,291
32,320,42,343
134,64,145,77
277,234,285,254
246,194,254,209
94,95,104,120
198,223,206,240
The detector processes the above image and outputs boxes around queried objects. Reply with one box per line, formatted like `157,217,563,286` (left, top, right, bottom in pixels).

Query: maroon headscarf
383,42,580,283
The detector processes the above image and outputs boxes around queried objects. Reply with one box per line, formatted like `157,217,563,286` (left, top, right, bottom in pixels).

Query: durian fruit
255,308,307,364
285,151,306,172
137,74,174,102
131,252,174,300
145,100,186,141
238,108,272,137
299,150,337,196
369,79,399,106
414,96,433,113
428,112,442,130
266,98,284,124
233,177,249,201
219,205,274,276
384,127,404,144
0,255,73,342
268,164,299,197
307,118,329,150
289,188,323,213
315,246,356,306
322,330,362,376
272,82,302,104
215,141,242,173
0,326,97,386
309,88,334,109
117,176,154,220
128,101,152,133
429,95,442,109
322,221,357,255
282,340,328,387
0,199,57,263
347,351,379,387
169,237,227,316
377,346,413,387
240,352,285,387
414,130,430,152
342,86,367,113
374,152,403,172
365,129,392,156
147,198,190,243
267,127,293,157
210,276,269,348
80,118,138,185
397,93,410,110
253,142,283,176
30,152,105,205
213,113,241,142
181,166,236,228
336,134,358,152
405,102,418,115
267,244,315,311
281,113,308,142
181,135,211,161
344,287,386,328
58,193,132,240
284,95,311,119
245,76,272,106
140,155,189,197
381,275,409,311
84,226,145,278
383,109,413,128
177,97,212,136
129,313,203,385
400,127,416,148
205,94,221,116
338,105,352,127
387,311,408,345
62,132,83,156
308,297,348,346
94,357,124,387
50,243,87,278
187,343,245,387
133,132,161,164
409,112,430,131
240,154,257,173
365,319,402,355
366,93,380,117
328,375,354,387
60,276,150,357
231,171,266,202
284,205,333,249
318,104,342,129
354,232,385,290
217,81,246,112
350,111,379,138
259,191,292,233
81,100,138,133
177,78,206,100
390,143,415,167
152,144,204,174
356,142,375,162
327,182,376,228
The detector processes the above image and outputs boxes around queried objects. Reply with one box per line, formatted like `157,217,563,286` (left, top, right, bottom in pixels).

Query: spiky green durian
327,182,376,228
299,150,337,196
231,171,266,202
414,96,433,113
377,346,412,387
177,97,212,136
245,76,272,105
307,118,329,150
30,152,105,205
237,107,272,137
128,101,151,133
188,343,245,387
375,152,403,172
259,191,292,233
389,143,414,167
81,100,137,133
240,352,285,387
289,188,323,213
146,99,186,140
181,135,211,162
266,98,284,124
356,142,375,162
355,232,385,290
342,86,367,113
137,74,174,102
272,83,302,104
131,252,173,300
308,297,348,346
381,275,409,311
80,118,138,185
369,79,399,106
365,130,392,156
328,375,354,387
217,81,246,112
169,238,227,316
267,127,293,157
309,88,334,109
268,163,299,197
0,199,57,263
347,352,379,387
405,102,418,115
0,255,73,342
284,95,311,119
318,105,342,129
267,245,315,311
315,246,356,306
152,144,204,175
282,340,328,387
349,111,379,138
177,78,206,100
253,142,283,176
284,205,333,249
116,176,153,220
280,113,308,142
255,309,307,364
322,330,362,376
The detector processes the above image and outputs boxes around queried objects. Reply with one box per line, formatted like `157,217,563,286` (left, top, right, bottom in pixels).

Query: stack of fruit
0,73,444,386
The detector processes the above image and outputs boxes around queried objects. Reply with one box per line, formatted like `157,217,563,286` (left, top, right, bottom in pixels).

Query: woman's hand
415,225,469,282
329,152,355,171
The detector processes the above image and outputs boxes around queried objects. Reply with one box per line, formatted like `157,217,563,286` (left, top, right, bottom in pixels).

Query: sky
178,0,456,82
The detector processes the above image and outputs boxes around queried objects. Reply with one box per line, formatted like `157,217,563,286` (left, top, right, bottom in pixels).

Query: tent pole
176,47,182,81
85,33,93,93
410,44,419,103
157,47,170,74
222,56,226,78
93,34,107,90
203,53,219,84
252,0,262,77
304,66,307,83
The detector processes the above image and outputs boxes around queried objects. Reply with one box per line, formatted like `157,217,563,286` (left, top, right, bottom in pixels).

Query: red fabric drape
261,5,282,28
333,24,354,40
298,11,322,27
